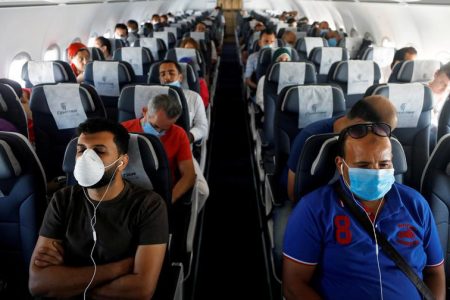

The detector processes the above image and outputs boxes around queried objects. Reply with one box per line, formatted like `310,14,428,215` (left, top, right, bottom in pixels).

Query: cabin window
381,37,395,48
8,52,31,87
87,33,98,47
44,44,60,61
103,30,111,39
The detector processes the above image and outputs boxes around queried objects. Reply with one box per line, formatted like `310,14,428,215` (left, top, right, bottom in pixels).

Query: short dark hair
77,118,129,154
391,47,417,69
159,60,183,74
95,36,111,55
259,29,276,39
346,98,381,122
115,23,128,32
437,62,450,79
147,94,182,119
127,19,138,30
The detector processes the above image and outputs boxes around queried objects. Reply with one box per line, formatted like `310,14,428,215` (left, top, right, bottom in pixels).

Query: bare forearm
91,273,156,300
424,266,446,300
172,177,195,203
29,260,129,298
284,284,322,300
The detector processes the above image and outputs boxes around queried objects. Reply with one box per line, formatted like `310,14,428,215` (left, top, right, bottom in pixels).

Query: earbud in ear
119,161,124,167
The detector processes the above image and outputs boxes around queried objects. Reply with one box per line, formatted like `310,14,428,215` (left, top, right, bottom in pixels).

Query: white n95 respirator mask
74,149,121,188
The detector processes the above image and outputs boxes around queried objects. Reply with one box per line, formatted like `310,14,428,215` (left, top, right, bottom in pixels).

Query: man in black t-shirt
29,118,169,299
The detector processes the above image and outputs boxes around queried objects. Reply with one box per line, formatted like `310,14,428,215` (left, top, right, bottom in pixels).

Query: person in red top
121,94,195,203
67,42,90,83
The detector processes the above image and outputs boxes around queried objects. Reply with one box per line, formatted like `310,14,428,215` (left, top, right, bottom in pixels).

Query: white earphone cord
82,163,121,300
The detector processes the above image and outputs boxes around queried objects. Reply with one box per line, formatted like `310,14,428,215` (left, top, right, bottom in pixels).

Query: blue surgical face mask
320,29,329,36
167,81,182,88
342,160,395,201
143,121,165,137
328,38,337,47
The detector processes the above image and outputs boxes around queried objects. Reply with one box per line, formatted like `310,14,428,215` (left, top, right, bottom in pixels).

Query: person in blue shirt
283,122,445,300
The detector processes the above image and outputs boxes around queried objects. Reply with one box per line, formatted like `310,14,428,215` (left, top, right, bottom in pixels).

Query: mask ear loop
82,160,122,300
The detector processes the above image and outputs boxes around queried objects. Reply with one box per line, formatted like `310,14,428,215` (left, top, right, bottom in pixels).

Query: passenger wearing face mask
114,23,130,47
158,60,208,143
325,30,341,47
126,19,139,45
29,118,168,299
281,30,297,48
245,29,277,93
121,94,196,203
283,122,445,300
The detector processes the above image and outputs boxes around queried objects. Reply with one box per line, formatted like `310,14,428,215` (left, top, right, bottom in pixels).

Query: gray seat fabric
420,133,450,294
328,60,381,110
148,61,200,94
166,47,206,78
22,60,76,88
388,59,441,83
134,37,167,61
438,97,450,141
113,47,154,83
309,47,348,83
0,78,23,99
88,47,105,61
0,132,47,299
365,83,433,190
255,47,301,81
294,133,407,200
294,37,328,60
0,83,28,138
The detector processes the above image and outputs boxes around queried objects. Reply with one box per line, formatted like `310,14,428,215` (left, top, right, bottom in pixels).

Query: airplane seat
328,60,381,110
293,133,407,200
361,46,395,83
63,132,172,212
250,38,284,55
182,31,212,70
437,95,450,142
113,47,154,83
152,31,177,49
163,26,182,40
30,83,106,180
87,47,105,61
364,82,433,190
166,47,206,78
388,59,441,83
262,62,317,149
22,60,76,88
148,61,200,94
246,31,260,55
255,47,301,82
338,37,364,59
309,47,348,83
0,131,47,300
420,133,450,295
135,37,167,62
108,38,125,53
294,37,328,60
0,78,23,99
117,84,190,133
84,60,135,121
272,84,346,202
0,83,28,138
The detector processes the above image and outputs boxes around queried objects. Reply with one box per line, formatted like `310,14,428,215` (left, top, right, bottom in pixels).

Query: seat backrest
338,37,364,59
30,83,106,179
263,61,317,147
420,133,450,290
163,26,182,40
166,47,206,78
328,60,381,110
108,38,125,53
438,96,450,141
294,37,328,60
88,47,105,61
117,84,190,133
84,61,135,121
294,133,407,200
152,31,177,49
309,47,348,83
148,62,200,94
389,60,441,83
250,38,284,55
22,60,76,88
0,83,28,138
0,78,23,99
113,47,154,83
274,84,346,179
365,82,433,189
135,37,167,61
0,131,47,298
255,47,301,81
63,133,172,208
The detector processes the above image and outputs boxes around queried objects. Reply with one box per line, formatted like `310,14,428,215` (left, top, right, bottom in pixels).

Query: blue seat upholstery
84,60,135,121
294,37,328,60
0,132,46,299
63,132,171,208
249,38,284,55
22,60,76,88
420,133,450,294
0,78,23,99
148,61,200,94
255,47,301,81
328,60,381,110
163,26,182,40
113,47,154,83
108,38,125,53
309,47,348,83
389,59,441,83
438,96,450,141
365,82,433,190
263,61,317,148
338,37,363,59
166,47,206,78
88,47,105,61
135,37,167,61
293,133,407,200
152,31,177,49
30,83,106,179
0,83,28,138
117,84,190,133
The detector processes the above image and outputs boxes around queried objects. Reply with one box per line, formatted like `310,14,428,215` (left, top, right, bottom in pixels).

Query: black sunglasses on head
342,122,392,139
